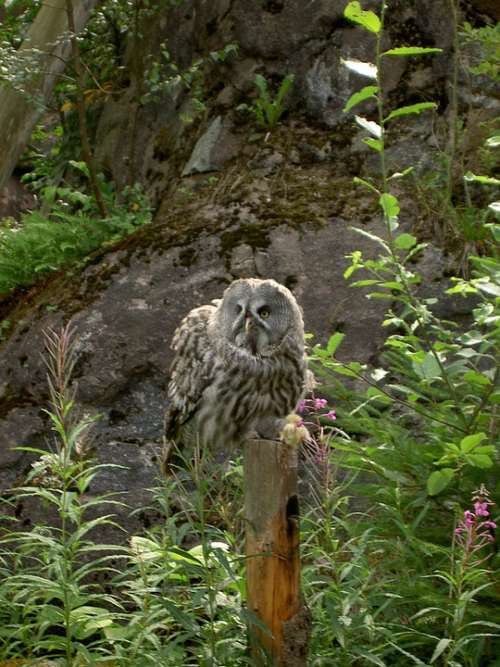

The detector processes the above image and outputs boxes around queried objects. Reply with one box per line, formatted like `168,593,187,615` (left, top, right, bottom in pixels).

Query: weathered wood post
244,437,310,666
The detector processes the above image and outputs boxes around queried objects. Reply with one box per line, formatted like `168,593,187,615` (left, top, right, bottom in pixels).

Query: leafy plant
238,73,295,129
0,324,125,664
461,21,500,80
142,41,238,117
108,474,248,665
0,182,151,295
300,1,500,664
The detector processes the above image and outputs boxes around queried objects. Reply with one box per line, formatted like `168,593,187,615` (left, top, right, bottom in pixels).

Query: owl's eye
259,307,270,319
235,304,243,314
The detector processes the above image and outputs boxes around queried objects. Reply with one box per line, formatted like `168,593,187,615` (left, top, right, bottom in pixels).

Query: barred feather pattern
164,279,307,462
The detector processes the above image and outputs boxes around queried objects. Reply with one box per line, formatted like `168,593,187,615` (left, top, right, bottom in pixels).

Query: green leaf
394,233,417,249
355,115,382,138
379,193,400,227
350,279,380,287
343,85,379,112
466,454,493,469
362,137,383,152
485,135,500,148
464,172,500,186
328,361,364,378
430,637,452,663
344,1,381,33
485,223,500,242
68,160,90,178
460,433,486,453
412,352,441,379
475,277,500,297
388,166,414,180
385,102,437,122
350,226,391,252
427,469,454,496
379,281,404,291
366,386,393,404
341,58,377,79
327,332,345,355
353,176,380,194
463,371,491,385
383,46,443,56
366,292,396,300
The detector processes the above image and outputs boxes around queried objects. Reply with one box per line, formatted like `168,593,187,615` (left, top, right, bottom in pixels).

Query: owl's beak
244,313,258,354
245,314,254,334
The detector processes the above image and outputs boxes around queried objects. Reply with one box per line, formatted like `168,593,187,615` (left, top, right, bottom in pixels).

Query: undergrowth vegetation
0,181,151,295
0,0,235,297
0,0,498,666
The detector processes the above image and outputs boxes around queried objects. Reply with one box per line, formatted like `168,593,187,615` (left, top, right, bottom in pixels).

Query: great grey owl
163,278,307,469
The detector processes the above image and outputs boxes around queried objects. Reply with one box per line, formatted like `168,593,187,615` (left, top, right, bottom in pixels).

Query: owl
163,278,307,469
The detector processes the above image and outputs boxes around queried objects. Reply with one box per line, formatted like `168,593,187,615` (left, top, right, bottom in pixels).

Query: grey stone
182,117,242,176
182,116,224,176
247,150,284,176
415,245,447,283
0,407,44,471
230,243,257,277
0,176,36,220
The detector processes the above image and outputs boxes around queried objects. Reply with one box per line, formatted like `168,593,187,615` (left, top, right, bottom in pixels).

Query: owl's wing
164,304,217,443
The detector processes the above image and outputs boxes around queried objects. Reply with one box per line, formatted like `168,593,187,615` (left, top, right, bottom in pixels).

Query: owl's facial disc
232,302,274,355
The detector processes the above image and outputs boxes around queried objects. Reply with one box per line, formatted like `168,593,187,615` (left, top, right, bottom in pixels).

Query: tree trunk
244,438,310,666
65,0,107,218
0,0,99,191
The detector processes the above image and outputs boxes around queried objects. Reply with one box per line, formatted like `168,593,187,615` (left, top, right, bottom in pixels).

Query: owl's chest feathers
196,338,305,444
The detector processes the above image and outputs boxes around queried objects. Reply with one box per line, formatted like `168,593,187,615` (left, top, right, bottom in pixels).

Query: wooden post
244,438,310,666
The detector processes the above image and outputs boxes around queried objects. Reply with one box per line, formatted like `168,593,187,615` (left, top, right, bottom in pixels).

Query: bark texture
0,0,98,190
245,438,310,666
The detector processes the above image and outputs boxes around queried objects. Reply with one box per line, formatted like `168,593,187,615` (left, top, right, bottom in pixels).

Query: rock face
0,179,389,530
0,176,36,220
0,0,497,535
94,0,460,204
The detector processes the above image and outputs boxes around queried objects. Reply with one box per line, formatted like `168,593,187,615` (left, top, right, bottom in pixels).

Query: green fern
0,205,150,295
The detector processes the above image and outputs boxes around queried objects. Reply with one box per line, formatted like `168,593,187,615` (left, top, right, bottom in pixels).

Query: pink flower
297,399,307,414
474,501,490,517
454,485,496,554
325,410,337,421
313,398,328,410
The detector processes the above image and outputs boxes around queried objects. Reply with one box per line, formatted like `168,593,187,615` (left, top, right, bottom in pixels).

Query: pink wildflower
325,409,337,421
297,399,307,414
454,485,496,555
464,510,474,527
474,501,490,517
313,397,328,410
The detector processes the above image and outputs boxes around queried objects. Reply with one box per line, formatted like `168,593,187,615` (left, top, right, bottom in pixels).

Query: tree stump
244,438,310,666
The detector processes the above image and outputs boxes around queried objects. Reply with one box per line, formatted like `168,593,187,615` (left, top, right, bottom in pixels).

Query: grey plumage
164,278,307,468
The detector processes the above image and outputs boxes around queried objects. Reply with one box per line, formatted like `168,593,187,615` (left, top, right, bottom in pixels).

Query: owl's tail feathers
304,368,317,393
163,403,182,475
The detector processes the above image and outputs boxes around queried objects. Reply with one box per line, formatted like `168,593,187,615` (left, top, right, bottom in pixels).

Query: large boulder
0,152,392,533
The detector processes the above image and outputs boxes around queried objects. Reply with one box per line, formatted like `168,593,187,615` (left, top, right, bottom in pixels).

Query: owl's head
216,278,304,356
